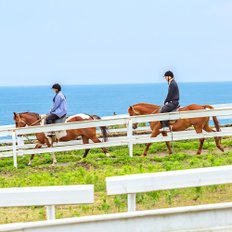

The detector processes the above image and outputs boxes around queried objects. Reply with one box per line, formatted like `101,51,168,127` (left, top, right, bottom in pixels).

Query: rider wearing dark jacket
160,71,180,132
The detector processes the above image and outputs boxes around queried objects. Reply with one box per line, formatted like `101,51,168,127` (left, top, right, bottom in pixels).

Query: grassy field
0,137,232,224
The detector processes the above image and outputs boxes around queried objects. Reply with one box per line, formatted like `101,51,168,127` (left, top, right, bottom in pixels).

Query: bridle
17,114,44,127
131,106,140,115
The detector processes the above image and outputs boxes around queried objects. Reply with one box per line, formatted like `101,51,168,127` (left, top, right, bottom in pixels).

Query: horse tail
203,105,221,132
90,115,108,142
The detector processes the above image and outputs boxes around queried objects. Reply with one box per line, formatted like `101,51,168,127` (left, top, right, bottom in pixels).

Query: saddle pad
54,116,67,124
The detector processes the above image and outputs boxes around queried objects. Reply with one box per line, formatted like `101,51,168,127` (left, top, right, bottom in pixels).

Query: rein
151,107,160,114
132,106,160,115
17,114,47,144
18,114,46,127
29,116,44,126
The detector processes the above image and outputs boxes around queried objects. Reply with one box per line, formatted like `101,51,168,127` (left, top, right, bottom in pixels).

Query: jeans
46,114,59,124
160,102,179,128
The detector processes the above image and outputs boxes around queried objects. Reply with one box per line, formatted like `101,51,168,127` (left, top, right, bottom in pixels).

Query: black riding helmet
52,83,61,92
164,71,174,78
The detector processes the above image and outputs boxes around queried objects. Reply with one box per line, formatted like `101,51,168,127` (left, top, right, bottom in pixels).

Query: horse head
128,106,140,129
13,112,27,128
13,112,40,128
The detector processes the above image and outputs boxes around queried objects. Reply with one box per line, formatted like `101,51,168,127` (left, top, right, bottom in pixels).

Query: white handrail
106,165,232,211
0,185,94,220
0,104,232,167
11,107,232,135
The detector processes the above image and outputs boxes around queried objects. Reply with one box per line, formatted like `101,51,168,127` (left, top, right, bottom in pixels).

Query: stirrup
159,127,170,132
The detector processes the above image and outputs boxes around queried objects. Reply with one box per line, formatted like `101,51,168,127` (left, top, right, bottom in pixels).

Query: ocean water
1,82,232,125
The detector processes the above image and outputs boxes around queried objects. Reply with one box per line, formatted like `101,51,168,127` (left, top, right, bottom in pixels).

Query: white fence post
17,136,25,147
127,119,133,157
46,205,56,220
128,193,136,212
1,106,232,165
12,131,17,168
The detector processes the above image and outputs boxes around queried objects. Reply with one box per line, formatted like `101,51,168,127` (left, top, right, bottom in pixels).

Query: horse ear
128,106,133,113
13,112,18,119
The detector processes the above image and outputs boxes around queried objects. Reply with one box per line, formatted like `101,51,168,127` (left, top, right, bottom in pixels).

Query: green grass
0,138,232,224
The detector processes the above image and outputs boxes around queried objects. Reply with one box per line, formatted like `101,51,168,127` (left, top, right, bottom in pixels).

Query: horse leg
143,143,152,157
160,126,173,154
142,126,161,156
204,125,224,152
197,138,205,155
50,151,57,166
90,136,110,157
82,136,90,158
165,141,172,155
49,142,57,167
193,126,204,154
28,143,42,166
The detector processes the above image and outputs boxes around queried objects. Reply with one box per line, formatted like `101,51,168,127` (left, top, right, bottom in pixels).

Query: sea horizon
0,80,232,88
1,82,232,125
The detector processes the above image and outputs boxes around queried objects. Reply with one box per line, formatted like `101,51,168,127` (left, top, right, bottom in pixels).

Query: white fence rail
1,166,232,231
106,165,232,212
0,185,94,220
1,203,232,232
0,104,232,167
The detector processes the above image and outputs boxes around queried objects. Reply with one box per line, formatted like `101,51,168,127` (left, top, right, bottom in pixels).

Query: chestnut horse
128,103,224,156
13,112,110,166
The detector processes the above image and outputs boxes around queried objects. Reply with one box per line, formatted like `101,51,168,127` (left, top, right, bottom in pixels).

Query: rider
46,83,67,124
160,71,179,132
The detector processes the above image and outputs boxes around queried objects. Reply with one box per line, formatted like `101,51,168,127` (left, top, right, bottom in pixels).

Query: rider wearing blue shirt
46,83,67,124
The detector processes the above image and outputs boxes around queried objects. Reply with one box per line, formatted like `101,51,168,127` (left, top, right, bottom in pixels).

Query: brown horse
128,103,224,156
13,112,110,166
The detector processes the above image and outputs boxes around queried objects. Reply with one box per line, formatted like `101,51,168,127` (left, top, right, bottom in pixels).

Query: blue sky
0,0,231,86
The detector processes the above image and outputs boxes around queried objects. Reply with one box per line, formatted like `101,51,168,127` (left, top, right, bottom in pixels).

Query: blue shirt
50,91,67,118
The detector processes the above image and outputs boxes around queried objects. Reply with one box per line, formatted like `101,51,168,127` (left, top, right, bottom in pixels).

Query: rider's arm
164,82,175,104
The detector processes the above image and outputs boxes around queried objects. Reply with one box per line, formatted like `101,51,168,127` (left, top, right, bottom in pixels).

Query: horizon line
0,80,231,87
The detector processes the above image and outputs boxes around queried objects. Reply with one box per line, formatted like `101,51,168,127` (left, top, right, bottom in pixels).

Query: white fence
1,166,232,231
1,203,232,232
0,185,94,220
106,165,232,212
0,103,232,167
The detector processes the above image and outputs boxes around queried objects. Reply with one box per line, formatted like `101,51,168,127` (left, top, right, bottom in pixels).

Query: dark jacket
164,79,179,104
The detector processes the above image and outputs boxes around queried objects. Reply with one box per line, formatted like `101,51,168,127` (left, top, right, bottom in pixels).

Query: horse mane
133,102,159,109
20,112,40,120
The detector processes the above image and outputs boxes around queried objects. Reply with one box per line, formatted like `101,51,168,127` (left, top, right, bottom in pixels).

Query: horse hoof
50,163,56,167
26,163,32,166
219,146,224,152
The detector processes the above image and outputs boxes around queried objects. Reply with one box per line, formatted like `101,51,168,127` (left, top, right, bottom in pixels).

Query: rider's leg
46,114,59,124
160,103,177,130
46,114,59,137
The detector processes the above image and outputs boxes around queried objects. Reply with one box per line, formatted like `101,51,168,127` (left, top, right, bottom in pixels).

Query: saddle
54,115,68,124
43,115,67,125
44,115,68,141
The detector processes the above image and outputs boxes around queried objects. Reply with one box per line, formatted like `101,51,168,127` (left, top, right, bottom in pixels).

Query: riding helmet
51,83,61,91
164,71,174,78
